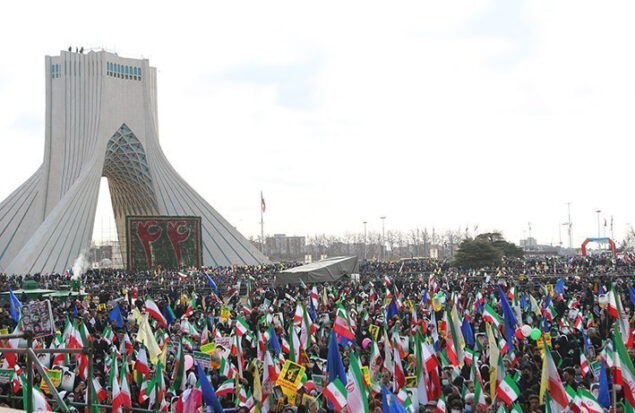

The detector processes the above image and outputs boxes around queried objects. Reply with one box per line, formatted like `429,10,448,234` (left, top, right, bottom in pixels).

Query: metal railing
0,331,239,413
0,331,93,413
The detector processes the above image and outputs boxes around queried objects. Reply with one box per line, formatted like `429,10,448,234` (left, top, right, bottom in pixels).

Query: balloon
521,325,532,337
362,338,371,349
304,380,316,393
184,355,194,371
530,328,541,340
515,328,524,339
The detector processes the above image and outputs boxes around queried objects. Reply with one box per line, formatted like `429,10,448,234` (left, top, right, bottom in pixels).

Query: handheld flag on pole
110,304,124,328
206,274,218,294
197,363,225,413
9,288,21,323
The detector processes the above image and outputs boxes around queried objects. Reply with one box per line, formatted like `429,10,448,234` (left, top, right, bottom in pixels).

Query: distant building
265,234,306,261
519,237,538,250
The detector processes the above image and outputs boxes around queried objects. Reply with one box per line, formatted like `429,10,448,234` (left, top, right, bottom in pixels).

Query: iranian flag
543,303,557,322
311,286,320,310
496,375,520,406
111,376,127,413
473,367,488,410
103,326,115,344
216,379,235,396
177,271,188,279
235,316,249,337
422,343,439,372
578,388,603,413
119,355,132,409
334,305,355,340
540,347,570,411
93,378,107,402
464,348,476,365
346,351,369,413
263,350,279,383
170,343,185,392
145,297,167,327
580,353,590,377
608,286,634,347
134,348,150,380
288,323,301,363
483,304,503,327
435,394,446,413
323,378,348,411
613,326,635,406
393,342,406,392
20,377,50,412
444,305,465,366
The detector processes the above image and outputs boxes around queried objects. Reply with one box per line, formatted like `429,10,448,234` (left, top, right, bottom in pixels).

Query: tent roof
277,256,358,285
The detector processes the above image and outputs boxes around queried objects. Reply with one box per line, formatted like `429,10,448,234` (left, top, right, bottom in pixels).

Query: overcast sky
1,0,634,248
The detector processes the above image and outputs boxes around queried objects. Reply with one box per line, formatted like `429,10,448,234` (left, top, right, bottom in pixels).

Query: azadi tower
0,50,267,274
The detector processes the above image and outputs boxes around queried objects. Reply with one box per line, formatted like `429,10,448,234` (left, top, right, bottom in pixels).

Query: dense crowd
1,254,635,413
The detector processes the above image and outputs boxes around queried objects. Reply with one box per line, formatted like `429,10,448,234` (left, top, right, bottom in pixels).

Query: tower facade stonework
0,50,267,274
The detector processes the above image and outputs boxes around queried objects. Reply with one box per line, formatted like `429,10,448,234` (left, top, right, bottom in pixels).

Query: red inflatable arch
581,237,617,257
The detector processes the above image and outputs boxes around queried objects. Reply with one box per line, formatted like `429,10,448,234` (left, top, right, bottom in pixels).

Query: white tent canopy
276,256,359,285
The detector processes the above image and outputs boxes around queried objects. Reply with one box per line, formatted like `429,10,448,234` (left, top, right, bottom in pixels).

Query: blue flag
461,318,474,347
109,304,124,328
9,288,21,323
381,385,409,413
629,285,635,307
197,363,225,413
499,286,518,352
268,326,281,353
163,303,176,325
554,278,565,298
327,331,347,385
598,360,611,408
309,298,317,321
206,274,218,294
73,305,79,318
386,297,400,320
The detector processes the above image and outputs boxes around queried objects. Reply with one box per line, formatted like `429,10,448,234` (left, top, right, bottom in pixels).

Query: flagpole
260,191,265,254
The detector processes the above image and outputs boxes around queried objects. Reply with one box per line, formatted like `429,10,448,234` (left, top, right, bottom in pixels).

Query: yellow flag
529,294,541,317
132,308,142,325
136,315,162,365
252,364,262,413
539,351,548,402
486,323,498,399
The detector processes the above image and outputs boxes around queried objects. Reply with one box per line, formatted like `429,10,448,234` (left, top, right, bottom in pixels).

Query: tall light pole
566,202,572,249
363,221,368,259
596,210,601,239
380,216,386,261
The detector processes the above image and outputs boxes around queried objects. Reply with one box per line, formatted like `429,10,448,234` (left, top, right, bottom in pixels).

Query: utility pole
260,191,265,254
596,210,601,239
566,202,572,249
380,216,386,261
363,221,368,260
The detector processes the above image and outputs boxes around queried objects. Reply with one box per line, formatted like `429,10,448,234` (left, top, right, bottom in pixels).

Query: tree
453,232,523,268
475,232,524,258
453,239,503,268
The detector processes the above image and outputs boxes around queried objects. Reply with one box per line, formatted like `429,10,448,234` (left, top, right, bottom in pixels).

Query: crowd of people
0,254,635,413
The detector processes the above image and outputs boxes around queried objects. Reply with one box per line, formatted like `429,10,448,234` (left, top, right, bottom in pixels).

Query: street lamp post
596,210,601,239
380,216,386,261
363,221,368,260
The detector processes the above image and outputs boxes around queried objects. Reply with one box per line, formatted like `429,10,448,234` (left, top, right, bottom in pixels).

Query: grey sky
1,0,633,248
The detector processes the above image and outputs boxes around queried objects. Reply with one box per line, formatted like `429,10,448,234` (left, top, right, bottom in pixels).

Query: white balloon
521,324,532,337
